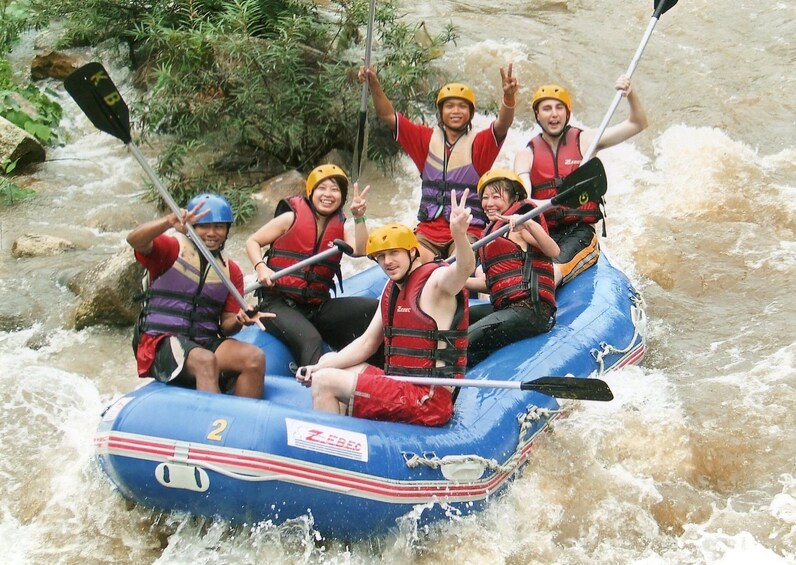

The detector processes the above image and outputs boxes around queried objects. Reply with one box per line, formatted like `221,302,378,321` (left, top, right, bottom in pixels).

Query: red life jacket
478,201,556,312
265,196,345,305
381,262,469,379
528,126,602,228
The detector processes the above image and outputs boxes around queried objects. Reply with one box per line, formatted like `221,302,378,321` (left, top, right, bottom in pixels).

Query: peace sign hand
500,63,519,100
449,189,473,238
350,182,370,219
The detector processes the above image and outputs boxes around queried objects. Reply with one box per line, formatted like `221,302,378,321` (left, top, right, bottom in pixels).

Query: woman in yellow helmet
358,63,519,263
514,75,648,287
465,170,560,365
245,164,378,368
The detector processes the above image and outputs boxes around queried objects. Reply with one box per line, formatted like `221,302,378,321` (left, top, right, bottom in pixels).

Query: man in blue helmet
127,193,270,399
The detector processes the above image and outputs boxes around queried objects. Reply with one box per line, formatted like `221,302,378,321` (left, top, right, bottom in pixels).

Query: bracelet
502,98,516,109
254,260,266,269
354,216,367,224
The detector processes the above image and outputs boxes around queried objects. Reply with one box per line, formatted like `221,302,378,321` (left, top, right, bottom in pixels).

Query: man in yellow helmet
295,190,475,426
359,64,518,263
514,75,648,286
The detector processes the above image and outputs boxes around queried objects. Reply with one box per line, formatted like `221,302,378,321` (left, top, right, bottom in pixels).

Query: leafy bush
0,84,63,144
30,0,454,220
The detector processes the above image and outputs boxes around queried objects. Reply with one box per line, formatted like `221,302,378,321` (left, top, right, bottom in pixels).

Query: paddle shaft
581,0,674,163
351,0,377,182
127,143,250,312
244,243,345,295
385,375,613,401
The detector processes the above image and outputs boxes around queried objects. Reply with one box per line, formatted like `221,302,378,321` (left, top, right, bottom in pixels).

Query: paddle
244,239,355,294
350,0,377,182
581,0,678,163
64,62,253,314
386,375,613,401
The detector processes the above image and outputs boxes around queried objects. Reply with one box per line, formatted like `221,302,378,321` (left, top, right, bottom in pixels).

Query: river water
1,0,794,563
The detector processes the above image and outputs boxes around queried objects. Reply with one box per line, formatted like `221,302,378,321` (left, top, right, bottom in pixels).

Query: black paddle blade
654,0,678,17
550,157,607,209
521,376,614,401
64,62,132,144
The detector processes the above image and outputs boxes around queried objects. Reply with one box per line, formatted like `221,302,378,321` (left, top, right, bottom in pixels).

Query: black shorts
151,335,231,389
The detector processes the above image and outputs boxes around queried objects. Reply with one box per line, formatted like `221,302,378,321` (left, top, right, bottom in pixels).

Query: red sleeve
395,112,434,173
134,234,179,280
470,122,504,175
224,260,245,313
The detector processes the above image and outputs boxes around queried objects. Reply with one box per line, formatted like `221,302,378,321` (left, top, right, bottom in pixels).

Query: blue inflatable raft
95,253,646,539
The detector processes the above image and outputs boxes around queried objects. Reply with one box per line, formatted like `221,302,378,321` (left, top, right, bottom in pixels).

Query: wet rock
11,233,77,258
30,51,81,81
0,116,46,169
24,329,50,350
0,311,28,332
69,247,145,330
254,169,305,212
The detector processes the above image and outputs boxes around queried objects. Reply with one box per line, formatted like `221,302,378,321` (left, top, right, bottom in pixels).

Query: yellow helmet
531,84,572,114
476,168,528,200
305,164,349,202
366,223,419,259
436,83,476,111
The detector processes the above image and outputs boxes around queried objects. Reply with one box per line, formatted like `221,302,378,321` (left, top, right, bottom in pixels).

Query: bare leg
311,368,359,415
215,339,265,399
184,348,221,393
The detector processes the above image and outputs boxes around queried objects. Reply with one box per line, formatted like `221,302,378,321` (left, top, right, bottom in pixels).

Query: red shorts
351,365,454,427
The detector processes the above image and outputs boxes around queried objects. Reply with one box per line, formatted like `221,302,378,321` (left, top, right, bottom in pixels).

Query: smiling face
480,184,513,221
193,222,229,251
535,98,570,137
310,179,343,216
440,98,472,131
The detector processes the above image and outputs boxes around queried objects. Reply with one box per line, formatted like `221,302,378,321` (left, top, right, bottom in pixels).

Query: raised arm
581,75,649,153
359,66,396,131
435,189,476,296
346,182,370,256
493,64,518,140
127,202,208,255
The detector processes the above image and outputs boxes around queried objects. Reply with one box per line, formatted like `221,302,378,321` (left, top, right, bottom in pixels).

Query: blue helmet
186,193,234,225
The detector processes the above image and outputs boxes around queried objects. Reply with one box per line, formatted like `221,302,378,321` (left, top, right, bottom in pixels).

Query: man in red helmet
359,64,519,263
514,75,648,286
128,194,272,399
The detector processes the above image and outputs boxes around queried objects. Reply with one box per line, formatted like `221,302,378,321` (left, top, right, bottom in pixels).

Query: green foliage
0,85,63,144
30,0,454,218
0,158,35,206
0,0,64,146
0,0,28,54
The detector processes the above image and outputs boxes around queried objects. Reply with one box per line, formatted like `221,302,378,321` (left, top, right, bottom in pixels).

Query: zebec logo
285,418,369,462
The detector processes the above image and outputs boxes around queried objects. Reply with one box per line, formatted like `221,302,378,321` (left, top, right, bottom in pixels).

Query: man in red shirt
127,193,271,399
359,64,519,263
